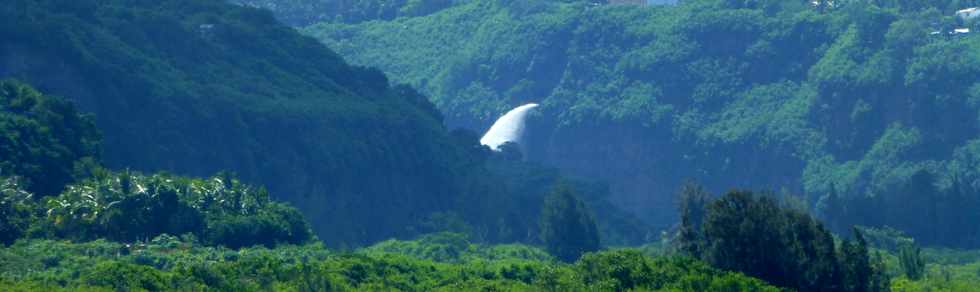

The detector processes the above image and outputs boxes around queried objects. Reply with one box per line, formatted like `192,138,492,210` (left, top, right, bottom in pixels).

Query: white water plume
480,103,539,151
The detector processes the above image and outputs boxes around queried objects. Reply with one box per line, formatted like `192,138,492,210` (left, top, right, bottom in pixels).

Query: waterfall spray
480,103,539,151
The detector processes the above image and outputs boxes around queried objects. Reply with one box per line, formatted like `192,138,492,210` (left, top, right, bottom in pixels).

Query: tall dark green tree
700,190,842,291
539,183,600,262
686,189,888,292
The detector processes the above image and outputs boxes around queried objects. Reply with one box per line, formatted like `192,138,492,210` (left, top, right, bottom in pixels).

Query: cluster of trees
306,0,980,248
35,171,314,248
679,186,890,291
1,160,315,250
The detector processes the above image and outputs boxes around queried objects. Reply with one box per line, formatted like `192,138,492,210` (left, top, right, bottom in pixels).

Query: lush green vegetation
0,234,779,291
305,0,980,248
34,171,313,249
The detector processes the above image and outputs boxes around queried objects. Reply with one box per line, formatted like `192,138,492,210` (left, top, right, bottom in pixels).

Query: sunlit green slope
305,0,980,247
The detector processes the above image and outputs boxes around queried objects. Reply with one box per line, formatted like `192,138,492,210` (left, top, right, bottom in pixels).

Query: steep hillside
0,0,470,246
305,0,980,245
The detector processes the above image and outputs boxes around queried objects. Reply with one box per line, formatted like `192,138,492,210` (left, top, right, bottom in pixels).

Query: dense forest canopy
305,0,980,247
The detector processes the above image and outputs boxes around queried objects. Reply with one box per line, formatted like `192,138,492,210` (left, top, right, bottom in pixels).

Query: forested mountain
0,76,771,291
305,0,980,246
0,0,647,247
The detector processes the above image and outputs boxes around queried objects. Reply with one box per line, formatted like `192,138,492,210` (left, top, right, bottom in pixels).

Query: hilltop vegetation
229,0,469,26
306,0,980,247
